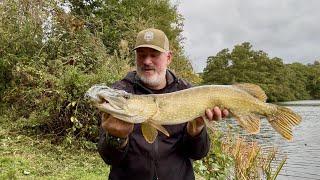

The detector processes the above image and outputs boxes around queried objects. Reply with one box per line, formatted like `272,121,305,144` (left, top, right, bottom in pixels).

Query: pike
85,83,301,143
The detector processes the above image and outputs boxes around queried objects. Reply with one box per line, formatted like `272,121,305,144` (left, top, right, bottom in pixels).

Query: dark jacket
98,70,210,180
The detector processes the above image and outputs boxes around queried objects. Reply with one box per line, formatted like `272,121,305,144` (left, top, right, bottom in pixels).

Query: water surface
220,100,320,179
275,100,320,180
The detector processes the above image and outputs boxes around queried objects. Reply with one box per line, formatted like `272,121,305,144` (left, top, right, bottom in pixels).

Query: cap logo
144,31,154,42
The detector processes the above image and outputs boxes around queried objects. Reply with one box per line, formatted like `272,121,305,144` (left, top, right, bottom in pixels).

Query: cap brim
133,44,166,52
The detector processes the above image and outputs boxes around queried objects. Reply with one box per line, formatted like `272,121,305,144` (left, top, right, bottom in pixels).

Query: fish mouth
86,85,142,120
96,94,137,117
99,96,126,111
97,102,144,122
96,91,128,109
97,102,126,115
103,99,122,110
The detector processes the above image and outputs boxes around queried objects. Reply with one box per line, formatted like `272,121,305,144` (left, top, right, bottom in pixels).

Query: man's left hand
187,106,229,137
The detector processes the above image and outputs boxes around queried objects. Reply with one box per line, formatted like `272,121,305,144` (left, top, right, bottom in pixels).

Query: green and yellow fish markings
86,83,301,143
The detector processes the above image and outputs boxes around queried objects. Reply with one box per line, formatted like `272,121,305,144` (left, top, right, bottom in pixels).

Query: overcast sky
175,0,320,72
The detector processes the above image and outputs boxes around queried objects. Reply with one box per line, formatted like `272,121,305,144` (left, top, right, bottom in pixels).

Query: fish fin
233,83,267,102
267,106,302,140
141,122,158,143
202,116,215,132
233,113,261,134
148,120,170,137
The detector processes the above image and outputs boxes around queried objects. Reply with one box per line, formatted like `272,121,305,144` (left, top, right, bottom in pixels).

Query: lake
220,100,320,179
273,100,320,180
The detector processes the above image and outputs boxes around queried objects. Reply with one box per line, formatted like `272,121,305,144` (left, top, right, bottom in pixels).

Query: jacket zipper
154,137,159,180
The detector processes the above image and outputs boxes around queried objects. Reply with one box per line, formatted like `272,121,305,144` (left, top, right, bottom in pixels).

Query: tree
202,42,311,102
307,62,320,99
66,0,199,83
0,0,48,96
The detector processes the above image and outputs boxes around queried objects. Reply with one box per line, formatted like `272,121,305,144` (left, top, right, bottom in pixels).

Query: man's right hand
101,113,134,138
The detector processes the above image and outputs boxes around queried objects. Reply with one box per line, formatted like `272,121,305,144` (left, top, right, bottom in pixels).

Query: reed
194,129,286,180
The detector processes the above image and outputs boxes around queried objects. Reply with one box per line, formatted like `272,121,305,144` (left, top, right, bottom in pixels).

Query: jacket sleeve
97,126,129,165
182,127,211,160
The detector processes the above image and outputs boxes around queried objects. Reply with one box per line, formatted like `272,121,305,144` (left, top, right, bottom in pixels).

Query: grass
0,115,109,179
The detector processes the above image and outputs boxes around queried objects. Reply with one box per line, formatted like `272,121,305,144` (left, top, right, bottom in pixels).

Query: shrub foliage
0,0,199,141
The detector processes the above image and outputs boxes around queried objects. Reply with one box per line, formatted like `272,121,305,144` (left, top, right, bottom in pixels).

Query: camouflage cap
133,28,169,52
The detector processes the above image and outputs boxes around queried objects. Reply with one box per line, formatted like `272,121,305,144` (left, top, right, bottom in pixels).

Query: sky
175,0,320,72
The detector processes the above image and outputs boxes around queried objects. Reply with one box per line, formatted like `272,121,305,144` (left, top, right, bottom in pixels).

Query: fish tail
267,105,302,140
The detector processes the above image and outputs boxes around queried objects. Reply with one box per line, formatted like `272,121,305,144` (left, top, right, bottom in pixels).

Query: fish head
86,85,155,123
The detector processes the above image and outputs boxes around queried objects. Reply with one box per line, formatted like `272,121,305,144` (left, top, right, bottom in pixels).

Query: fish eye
123,95,130,99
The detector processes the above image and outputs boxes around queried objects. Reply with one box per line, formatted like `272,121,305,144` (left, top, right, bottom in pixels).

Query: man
98,28,228,180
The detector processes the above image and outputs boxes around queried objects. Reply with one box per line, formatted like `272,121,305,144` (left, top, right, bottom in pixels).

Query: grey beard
136,67,166,87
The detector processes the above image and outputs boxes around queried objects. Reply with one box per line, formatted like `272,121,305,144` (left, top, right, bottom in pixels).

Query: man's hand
101,113,134,138
187,107,229,137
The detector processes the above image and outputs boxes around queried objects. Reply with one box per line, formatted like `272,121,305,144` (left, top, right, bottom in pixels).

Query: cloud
176,0,320,72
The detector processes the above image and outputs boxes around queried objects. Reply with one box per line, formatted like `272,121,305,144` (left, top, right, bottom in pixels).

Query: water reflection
217,100,320,180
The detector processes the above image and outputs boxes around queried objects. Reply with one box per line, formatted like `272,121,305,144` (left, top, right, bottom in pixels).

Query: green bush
194,131,234,179
1,0,199,143
0,1,130,142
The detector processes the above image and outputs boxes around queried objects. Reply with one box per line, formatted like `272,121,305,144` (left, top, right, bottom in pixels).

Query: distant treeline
202,42,320,102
